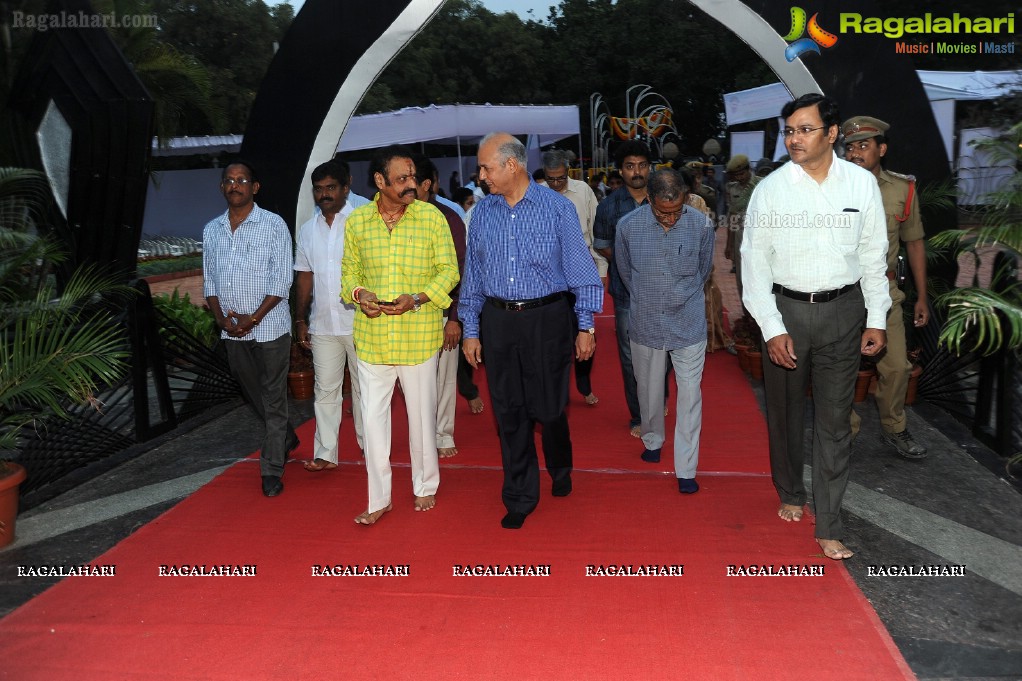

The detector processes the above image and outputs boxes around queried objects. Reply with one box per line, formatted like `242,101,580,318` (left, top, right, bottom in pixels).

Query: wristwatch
584,327,595,335
411,293,422,312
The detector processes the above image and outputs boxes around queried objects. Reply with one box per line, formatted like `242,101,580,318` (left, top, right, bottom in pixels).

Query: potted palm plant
0,168,131,547
929,121,1022,474
929,121,1022,357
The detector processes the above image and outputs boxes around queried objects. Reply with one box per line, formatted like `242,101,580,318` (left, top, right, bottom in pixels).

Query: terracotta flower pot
854,368,875,403
734,343,753,373
0,463,28,549
747,350,764,380
904,363,923,405
288,370,315,400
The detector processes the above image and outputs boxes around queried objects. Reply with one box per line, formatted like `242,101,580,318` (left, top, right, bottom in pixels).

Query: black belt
772,282,858,303
486,292,567,312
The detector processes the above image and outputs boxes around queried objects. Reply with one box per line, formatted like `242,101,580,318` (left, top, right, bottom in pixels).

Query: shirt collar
786,152,842,184
221,203,262,227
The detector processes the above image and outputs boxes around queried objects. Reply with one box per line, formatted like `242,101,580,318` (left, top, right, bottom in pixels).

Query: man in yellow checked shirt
342,145,460,526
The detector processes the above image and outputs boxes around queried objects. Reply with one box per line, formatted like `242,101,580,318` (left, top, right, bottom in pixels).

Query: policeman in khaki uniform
723,154,759,302
843,116,929,459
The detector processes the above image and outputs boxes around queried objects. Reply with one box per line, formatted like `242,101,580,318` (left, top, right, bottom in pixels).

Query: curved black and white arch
244,0,949,234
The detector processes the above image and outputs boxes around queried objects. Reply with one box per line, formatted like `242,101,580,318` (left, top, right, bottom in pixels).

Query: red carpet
0,304,914,680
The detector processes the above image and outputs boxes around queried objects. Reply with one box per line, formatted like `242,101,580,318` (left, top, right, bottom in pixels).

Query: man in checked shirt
341,145,460,526
461,132,603,530
615,169,715,495
203,161,298,498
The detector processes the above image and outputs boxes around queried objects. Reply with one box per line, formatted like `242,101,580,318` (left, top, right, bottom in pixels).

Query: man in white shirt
741,93,890,561
541,150,604,405
294,160,364,471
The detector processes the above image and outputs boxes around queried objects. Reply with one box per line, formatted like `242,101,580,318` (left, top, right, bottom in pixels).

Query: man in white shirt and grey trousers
294,160,365,471
741,93,890,562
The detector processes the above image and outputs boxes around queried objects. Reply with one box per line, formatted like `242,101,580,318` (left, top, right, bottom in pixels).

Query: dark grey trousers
762,287,864,539
225,334,295,477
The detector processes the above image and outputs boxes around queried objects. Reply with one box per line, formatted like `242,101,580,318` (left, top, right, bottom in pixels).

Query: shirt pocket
242,239,270,274
668,247,700,277
830,210,862,251
398,234,433,280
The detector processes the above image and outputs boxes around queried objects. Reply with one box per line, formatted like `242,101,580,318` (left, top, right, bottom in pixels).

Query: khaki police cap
842,116,890,143
725,155,750,172
685,161,709,170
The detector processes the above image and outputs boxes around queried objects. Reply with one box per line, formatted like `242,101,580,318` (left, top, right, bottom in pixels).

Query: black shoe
262,475,283,497
881,429,928,460
501,512,527,529
678,477,699,494
552,476,572,497
641,448,661,463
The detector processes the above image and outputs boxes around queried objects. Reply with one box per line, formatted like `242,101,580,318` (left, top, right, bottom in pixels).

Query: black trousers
456,343,480,401
225,334,298,477
574,353,594,396
480,297,575,515
762,287,864,540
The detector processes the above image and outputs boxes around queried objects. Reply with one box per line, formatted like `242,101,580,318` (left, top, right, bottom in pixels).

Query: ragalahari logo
783,7,838,61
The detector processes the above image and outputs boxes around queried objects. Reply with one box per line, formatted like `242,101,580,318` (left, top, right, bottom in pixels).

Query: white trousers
310,334,363,463
357,354,440,513
436,340,459,449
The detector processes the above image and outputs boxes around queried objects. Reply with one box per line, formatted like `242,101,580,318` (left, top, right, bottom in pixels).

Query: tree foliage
93,0,223,141
149,0,292,134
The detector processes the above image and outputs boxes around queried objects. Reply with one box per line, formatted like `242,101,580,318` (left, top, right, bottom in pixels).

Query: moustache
401,189,416,198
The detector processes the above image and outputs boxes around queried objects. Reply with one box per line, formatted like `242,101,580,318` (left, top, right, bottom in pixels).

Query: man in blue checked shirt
203,161,297,498
615,169,715,495
460,132,603,530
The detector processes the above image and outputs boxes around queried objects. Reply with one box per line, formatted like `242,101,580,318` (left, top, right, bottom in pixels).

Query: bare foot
777,503,804,522
584,393,599,405
817,538,854,560
303,458,337,472
438,447,458,458
468,397,484,414
354,504,392,525
629,424,641,438
414,495,436,511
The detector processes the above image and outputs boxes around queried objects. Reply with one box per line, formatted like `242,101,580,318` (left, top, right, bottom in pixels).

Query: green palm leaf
935,286,1022,356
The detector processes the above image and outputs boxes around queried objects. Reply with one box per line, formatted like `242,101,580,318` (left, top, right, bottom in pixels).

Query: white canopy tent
144,104,581,238
152,103,581,169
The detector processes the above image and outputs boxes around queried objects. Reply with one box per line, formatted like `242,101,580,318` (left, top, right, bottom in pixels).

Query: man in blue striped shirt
461,132,603,529
615,169,715,494
203,161,297,498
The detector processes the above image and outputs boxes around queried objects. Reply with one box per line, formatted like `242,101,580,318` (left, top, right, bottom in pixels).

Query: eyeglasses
781,125,827,139
651,204,684,221
222,178,252,186
545,174,568,183
622,162,650,171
